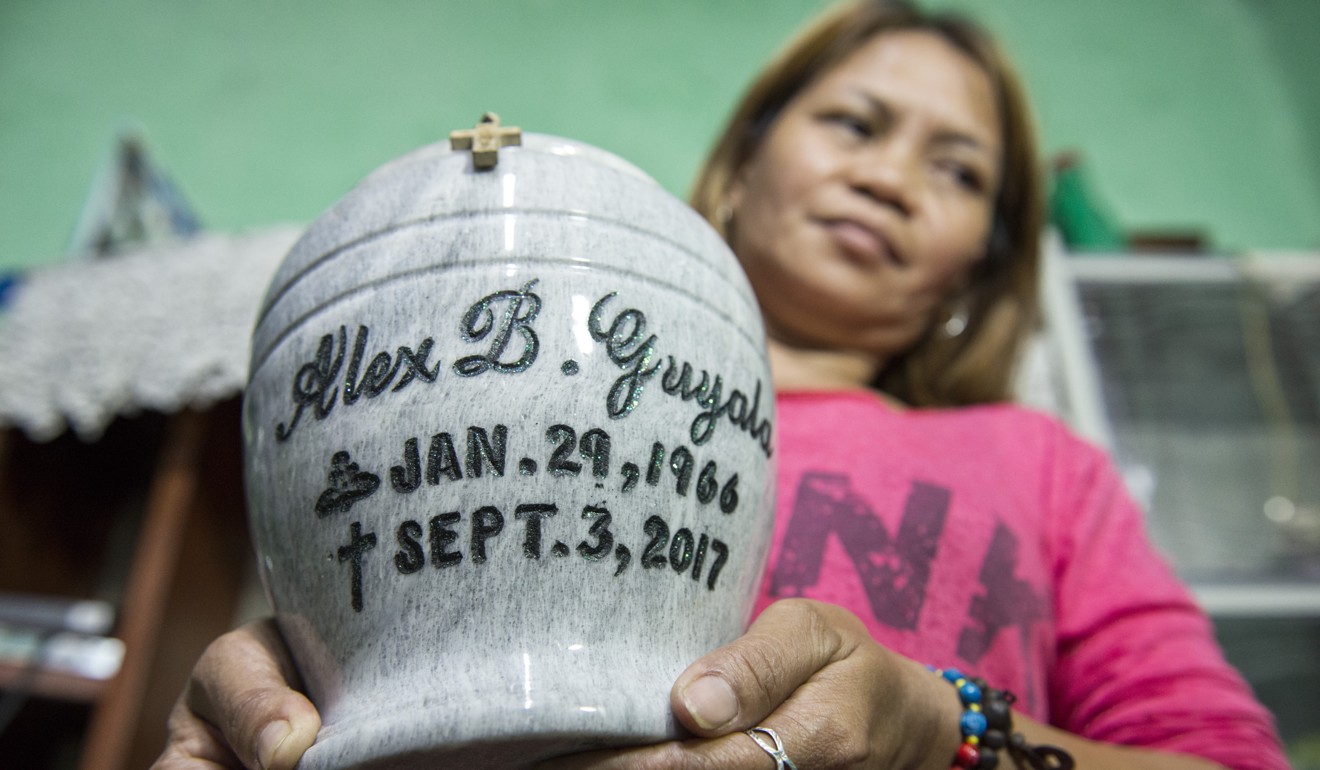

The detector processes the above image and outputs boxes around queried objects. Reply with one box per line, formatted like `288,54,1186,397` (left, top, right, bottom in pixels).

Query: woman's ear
716,175,747,239
724,174,746,216
985,213,1010,266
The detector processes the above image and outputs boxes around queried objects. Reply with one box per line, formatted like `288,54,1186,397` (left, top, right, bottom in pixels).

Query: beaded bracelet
928,666,1075,770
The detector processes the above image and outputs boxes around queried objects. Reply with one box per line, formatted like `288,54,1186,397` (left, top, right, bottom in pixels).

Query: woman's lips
822,219,900,267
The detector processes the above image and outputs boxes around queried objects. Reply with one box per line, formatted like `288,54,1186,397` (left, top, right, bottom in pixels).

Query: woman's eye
937,160,986,194
822,112,873,139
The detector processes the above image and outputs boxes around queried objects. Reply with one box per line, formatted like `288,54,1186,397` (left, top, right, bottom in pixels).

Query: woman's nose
847,139,919,217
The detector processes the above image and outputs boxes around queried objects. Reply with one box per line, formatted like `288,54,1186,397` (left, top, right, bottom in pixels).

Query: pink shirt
756,391,1287,769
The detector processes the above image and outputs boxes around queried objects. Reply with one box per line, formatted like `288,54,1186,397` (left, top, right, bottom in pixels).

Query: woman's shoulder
776,389,1112,474
932,399,1081,439
776,389,1080,438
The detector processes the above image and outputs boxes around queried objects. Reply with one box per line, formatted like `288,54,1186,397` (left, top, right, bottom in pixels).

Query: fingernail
682,675,739,730
256,720,292,770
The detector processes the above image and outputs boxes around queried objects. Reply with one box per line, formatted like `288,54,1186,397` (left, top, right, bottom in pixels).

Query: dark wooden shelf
0,398,254,770
0,661,108,704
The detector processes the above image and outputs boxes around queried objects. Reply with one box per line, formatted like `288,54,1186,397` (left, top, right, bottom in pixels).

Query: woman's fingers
671,598,868,737
536,711,859,769
154,618,320,770
537,598,875,769
154,699,247,769
533,734,765,766
158,600,933,770
189,619,320,770
541,598,953,769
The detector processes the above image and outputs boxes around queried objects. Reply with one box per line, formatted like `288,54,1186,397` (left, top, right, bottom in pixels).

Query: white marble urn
242,119,776,769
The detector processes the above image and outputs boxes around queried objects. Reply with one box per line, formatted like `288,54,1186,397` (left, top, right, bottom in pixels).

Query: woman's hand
151,618,321,770
148,601,967,770
537,597,1230,770
539,598,962,770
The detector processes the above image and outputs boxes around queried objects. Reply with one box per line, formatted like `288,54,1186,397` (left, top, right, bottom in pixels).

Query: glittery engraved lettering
515,503,558,559
641,515,669,569
639,516,728,588
576,505,614,561
620,462,640,492
429,512,463,568
686,373,772,454
579,429,611,479
695,461,719,504
338,521,377,612
390,438,422,493
588,292,773,458
344,327,442,404
719,474,740,514
394,520,425,574
691,533,710,582
670,447,694,496
612,543,631,577
268,269,781,622
315,450,381,517
705,540,729,591
465,425,508,478
470,506,504,564
660,359,709,402
669,528,694,573
427,432,462,484
546,425,582,477
392,338,441,389
587,292,661,418
313,420,746,600
647,442,665,485
276,327,345,441
276,324,439,442
629,440,740,512
454,281,542,376
342,327,379,404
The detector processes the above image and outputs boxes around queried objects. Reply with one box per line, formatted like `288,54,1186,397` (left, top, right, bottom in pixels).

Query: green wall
1,0,1317,272
952,0,1320,254
1246,0,1320,244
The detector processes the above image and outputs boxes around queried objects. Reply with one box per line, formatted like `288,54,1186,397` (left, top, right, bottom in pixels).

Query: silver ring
746,726,798,770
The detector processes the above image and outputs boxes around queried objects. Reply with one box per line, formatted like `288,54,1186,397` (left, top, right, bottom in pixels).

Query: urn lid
250,117,761,378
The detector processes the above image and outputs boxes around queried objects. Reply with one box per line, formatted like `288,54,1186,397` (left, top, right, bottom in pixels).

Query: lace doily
0,225,302,441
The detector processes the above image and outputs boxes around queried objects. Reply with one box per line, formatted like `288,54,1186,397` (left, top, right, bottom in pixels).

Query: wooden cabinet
0,398,256,770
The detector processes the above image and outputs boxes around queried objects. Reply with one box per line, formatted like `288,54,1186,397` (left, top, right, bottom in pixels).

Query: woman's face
728,30,1003,361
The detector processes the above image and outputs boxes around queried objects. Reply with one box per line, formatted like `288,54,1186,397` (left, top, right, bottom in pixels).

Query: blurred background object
1049,150,1129,253
66,131,202,259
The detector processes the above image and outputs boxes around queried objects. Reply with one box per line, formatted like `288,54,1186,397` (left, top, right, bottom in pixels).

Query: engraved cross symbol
449,112,522,170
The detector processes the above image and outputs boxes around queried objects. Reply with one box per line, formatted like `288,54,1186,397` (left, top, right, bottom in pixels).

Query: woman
154,2,1287,769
